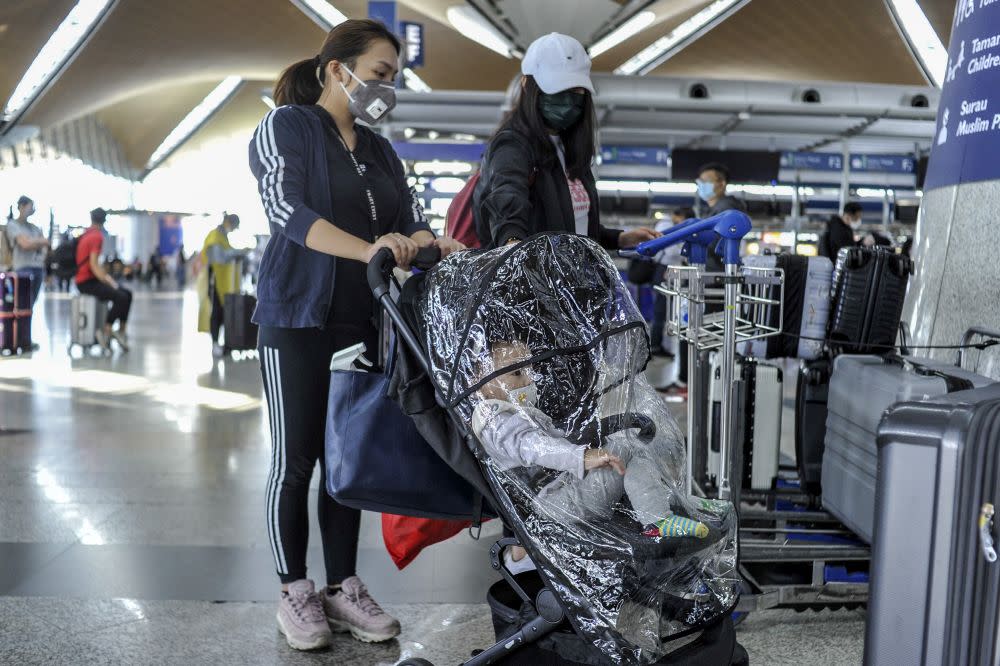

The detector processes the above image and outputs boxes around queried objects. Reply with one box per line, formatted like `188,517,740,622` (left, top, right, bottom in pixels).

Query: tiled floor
0,288,865,664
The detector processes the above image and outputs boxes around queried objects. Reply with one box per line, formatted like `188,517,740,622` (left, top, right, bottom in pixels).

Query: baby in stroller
471,336,731,542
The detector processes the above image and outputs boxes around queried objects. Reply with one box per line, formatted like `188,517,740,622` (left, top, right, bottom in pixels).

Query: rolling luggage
740,254,833,360
795,357,830,495
828,246,912,354
70,294,108,350
866,383,1000,666
0,271,32,354
707,354,782,491
822,354,993,543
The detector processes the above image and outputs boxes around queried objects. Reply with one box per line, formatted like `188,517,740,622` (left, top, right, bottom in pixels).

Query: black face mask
539,91,586,132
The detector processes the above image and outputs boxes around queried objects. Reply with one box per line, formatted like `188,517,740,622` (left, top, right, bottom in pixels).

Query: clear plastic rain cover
414,235,739,664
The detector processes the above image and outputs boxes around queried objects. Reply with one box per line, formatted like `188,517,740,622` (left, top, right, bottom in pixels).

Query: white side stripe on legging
263,347,288,574
262,348,281,571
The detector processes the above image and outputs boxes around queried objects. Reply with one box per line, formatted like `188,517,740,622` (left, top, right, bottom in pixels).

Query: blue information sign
780,152,844,171
848,154,916,174
400,21,424,67
925,0,1000,189
367,1,396,30
600,145,669,166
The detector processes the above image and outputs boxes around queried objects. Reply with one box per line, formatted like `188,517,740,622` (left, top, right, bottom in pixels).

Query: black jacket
472,128,621,250
819,216,855,260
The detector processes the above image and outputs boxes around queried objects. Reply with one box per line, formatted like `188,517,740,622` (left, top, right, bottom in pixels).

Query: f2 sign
401,21,424,68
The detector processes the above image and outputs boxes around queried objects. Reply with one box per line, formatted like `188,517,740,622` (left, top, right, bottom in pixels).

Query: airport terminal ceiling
0,0,959,174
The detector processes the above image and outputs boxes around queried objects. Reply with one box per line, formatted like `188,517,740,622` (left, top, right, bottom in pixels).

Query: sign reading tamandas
926,0,1000,189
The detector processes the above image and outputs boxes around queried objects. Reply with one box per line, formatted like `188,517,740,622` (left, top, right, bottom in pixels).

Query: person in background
75,208,132,352
902,237,913,259
819,201,862,260
650,206,695,358
473,32,657,251
200,213,246,358
147,251,163,288
5,196,49,350
176,244,187,289
657,168,744,398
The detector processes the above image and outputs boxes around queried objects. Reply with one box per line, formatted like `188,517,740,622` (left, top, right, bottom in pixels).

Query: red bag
381,513,472,569
445,173,482,249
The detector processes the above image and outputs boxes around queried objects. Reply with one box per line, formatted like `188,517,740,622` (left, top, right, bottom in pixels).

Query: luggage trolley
628,210,870,619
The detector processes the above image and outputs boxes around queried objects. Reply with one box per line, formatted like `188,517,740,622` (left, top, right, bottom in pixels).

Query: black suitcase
828,247,912,354
866,383,1000,666
223,292,258,351
795,357,830,495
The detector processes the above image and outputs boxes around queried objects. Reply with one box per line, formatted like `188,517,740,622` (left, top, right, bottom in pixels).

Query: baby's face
479,342,534,402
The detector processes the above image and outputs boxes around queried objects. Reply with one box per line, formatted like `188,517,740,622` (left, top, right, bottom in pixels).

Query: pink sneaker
277,579,333,651
321,576,401,643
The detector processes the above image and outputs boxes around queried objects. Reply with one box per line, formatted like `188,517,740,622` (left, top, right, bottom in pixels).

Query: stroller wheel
397,659,434,666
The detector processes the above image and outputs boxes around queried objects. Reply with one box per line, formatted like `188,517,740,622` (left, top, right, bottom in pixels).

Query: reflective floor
0,287,863,665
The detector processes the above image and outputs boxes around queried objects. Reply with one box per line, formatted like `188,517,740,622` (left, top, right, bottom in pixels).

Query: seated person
471,339,727,541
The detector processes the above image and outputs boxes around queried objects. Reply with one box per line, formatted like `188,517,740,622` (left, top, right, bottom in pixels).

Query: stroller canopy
414,235,740,664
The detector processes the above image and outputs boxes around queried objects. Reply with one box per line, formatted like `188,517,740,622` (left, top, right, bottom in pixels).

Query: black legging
76,279,132,326
258,323,378,585
208,269,225,345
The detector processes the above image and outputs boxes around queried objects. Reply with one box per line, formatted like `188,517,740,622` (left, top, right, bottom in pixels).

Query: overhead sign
849,154,916,174
599,145,669,166
780,152,844,171
401,21,424,67
367,1,396,30
925,0,1000,189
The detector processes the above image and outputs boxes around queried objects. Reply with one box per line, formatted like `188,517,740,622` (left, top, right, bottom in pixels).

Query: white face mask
850,216,863,230
507,383,538,408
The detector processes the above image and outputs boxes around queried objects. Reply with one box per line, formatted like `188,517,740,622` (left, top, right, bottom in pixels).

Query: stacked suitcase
707,354,783,491
223,260,257,353
866,383,1000,666
0,272,33,354
740,254,833,360
822,355,993,543
828,246,912,354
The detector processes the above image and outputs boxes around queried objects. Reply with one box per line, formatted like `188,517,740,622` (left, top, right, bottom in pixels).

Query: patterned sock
643,515,709,539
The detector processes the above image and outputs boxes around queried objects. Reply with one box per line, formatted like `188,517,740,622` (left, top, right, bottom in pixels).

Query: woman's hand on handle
584,448,626,475
433,236,466,258
366,233,419,270
618,228,661,249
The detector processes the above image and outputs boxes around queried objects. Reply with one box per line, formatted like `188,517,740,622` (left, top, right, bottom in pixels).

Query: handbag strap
467,492,484,540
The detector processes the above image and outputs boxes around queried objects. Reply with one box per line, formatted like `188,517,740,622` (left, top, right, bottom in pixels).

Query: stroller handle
367,245,442,299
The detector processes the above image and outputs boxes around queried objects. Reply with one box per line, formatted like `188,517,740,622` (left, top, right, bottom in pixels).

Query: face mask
339,64,396,125
539,91,586,132
850,217,863,230
507,383,538,408
696,180,717,202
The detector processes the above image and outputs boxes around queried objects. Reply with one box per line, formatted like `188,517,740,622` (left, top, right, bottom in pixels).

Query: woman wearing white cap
473,32,658,250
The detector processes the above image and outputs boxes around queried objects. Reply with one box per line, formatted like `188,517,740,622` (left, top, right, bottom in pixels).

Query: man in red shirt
75,208,133,352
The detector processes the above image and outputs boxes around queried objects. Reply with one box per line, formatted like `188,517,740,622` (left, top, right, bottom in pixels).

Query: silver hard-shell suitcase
866,382,1000,666
822,354,993,543
70,294,107,350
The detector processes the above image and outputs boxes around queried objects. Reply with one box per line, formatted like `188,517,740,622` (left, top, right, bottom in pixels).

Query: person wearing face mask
473,33,658,251
819,202,862,259
248,19,464,652
5,196,49,350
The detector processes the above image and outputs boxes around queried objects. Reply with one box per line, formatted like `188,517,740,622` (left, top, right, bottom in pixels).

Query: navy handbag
325,359,482,520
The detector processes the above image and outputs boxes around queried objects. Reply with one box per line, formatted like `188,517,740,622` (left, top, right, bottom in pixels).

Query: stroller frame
367,243,741,666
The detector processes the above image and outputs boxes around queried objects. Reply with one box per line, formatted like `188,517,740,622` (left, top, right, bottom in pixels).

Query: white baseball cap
521,33,595,95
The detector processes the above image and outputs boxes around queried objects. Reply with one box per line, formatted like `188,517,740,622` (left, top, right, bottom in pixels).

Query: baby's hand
584,448,625,475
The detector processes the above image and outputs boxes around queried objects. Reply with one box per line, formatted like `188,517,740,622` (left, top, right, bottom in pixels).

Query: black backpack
52,237,80,279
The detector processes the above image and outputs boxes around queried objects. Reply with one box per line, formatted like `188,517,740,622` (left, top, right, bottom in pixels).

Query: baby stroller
369,234,747,665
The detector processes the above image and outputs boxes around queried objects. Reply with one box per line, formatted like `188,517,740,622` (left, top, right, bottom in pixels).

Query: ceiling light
145,76,243,172
615,0,750,75
737,110,752,120
427,130,440,140
430,177,466,193
413,161,473,175
261,94,276,110
403,67,432,93
883,0,946,87
589,11,656,58
288,0,347,30
452,133,478,142
403,127,416,139
2,0,118,126
446,5,514,58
